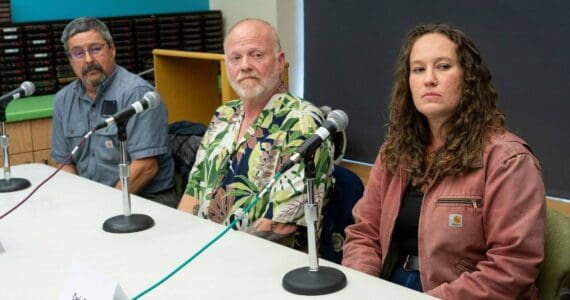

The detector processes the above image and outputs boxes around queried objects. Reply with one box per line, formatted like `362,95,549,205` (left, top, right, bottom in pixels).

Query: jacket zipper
382,168,406,279
416,170,440,290
437,198,482,208
457,259,477,273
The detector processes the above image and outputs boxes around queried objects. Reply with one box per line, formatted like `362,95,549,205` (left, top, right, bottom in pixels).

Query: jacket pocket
456,259,478,273
436,197,482,208
433,196,486,251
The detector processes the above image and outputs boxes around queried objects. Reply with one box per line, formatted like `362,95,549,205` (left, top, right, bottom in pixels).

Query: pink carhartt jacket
342,130,546,299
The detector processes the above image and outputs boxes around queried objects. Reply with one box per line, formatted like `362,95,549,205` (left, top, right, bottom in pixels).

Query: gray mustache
81,63,104,76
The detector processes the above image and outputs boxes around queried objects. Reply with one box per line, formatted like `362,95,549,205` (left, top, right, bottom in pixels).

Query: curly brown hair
382,23,505,187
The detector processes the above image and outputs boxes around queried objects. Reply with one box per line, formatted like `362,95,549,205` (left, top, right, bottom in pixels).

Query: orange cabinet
153,49,288,125
1,118,56,167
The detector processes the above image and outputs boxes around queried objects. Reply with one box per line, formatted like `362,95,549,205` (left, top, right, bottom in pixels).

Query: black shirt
393,184,424,256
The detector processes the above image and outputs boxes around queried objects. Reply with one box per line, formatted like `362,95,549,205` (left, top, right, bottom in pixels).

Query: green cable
131,171,282,299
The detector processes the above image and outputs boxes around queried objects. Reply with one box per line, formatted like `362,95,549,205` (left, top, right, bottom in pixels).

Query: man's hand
59,164,78,175
178,194,201,215
115,157,158,194
246,218,298,245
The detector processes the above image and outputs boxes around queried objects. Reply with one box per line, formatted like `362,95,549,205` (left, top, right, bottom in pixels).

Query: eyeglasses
68,43,107,61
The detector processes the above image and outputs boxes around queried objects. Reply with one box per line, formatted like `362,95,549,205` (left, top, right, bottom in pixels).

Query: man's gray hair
61,17,114,51
223,18,282,53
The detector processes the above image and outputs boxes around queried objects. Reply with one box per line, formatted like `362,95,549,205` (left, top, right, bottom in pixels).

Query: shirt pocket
63,122,89,151
93,126,120,162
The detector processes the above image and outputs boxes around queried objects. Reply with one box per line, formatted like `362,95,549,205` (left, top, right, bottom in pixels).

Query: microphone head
20,81,35,96
328,109,349,131
143,91,161,109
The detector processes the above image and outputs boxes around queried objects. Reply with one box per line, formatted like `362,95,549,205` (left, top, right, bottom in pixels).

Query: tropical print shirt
185,93,334,232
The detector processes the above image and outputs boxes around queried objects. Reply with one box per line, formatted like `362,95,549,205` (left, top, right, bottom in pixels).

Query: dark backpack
320,164,364,264
168,121,207,186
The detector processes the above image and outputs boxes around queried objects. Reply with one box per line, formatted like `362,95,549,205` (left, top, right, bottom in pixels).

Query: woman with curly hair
342,23,546,299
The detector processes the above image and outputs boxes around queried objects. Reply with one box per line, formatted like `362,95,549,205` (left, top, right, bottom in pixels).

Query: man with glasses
51,17,178,208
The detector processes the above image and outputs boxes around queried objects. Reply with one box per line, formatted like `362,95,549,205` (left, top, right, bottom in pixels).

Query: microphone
94,91,160,130
279,109,349,173
0,81,35,106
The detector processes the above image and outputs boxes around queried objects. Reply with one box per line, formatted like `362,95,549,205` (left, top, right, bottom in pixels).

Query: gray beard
84,73,107,89
231,79,266,99
230,68,281,101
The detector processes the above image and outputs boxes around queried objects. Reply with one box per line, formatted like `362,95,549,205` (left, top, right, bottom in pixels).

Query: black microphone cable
0,128,96,220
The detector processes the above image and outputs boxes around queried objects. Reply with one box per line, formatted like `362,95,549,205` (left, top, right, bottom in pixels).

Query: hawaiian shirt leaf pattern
184,93,334,232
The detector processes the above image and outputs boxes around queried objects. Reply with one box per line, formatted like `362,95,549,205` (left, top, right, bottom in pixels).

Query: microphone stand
0,106,31,193
282,154,346,295
103,120,154,233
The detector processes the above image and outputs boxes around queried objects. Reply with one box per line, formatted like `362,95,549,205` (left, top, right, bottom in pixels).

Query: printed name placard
58,259,128,300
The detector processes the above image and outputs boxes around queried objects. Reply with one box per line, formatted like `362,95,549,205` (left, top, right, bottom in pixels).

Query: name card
58,260,128,300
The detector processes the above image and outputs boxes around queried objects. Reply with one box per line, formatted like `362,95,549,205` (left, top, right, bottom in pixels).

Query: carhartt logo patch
105,140,114,149
449,214,463,228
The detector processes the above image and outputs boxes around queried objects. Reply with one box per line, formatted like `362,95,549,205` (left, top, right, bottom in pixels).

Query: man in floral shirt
178,18,334,246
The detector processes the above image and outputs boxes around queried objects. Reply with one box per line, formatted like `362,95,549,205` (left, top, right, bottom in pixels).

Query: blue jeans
389,264,423,292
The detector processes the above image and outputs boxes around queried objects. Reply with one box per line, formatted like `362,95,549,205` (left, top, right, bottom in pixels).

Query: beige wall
209,0,278,32
209,0,303,97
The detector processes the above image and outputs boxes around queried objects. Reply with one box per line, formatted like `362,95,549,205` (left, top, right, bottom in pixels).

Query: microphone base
102,214,154,233
282,266,347,295
0,178,31,193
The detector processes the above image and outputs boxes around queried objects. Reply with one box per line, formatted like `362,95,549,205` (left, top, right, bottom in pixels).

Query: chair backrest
536,207,570,300
560,272,570,300
168,121,207,195
319,164,364,264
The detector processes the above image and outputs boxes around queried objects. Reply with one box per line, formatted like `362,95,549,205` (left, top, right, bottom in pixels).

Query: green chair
536,207,570,300
560,272,570,299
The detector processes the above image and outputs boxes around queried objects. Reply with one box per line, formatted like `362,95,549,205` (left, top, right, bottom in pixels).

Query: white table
0,164,433,299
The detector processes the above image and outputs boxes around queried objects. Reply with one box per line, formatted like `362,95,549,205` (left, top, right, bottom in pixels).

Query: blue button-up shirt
51,65,175,194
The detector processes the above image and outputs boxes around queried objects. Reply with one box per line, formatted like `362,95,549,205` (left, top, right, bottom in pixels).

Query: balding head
224,18,282,54
223,18,285,103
